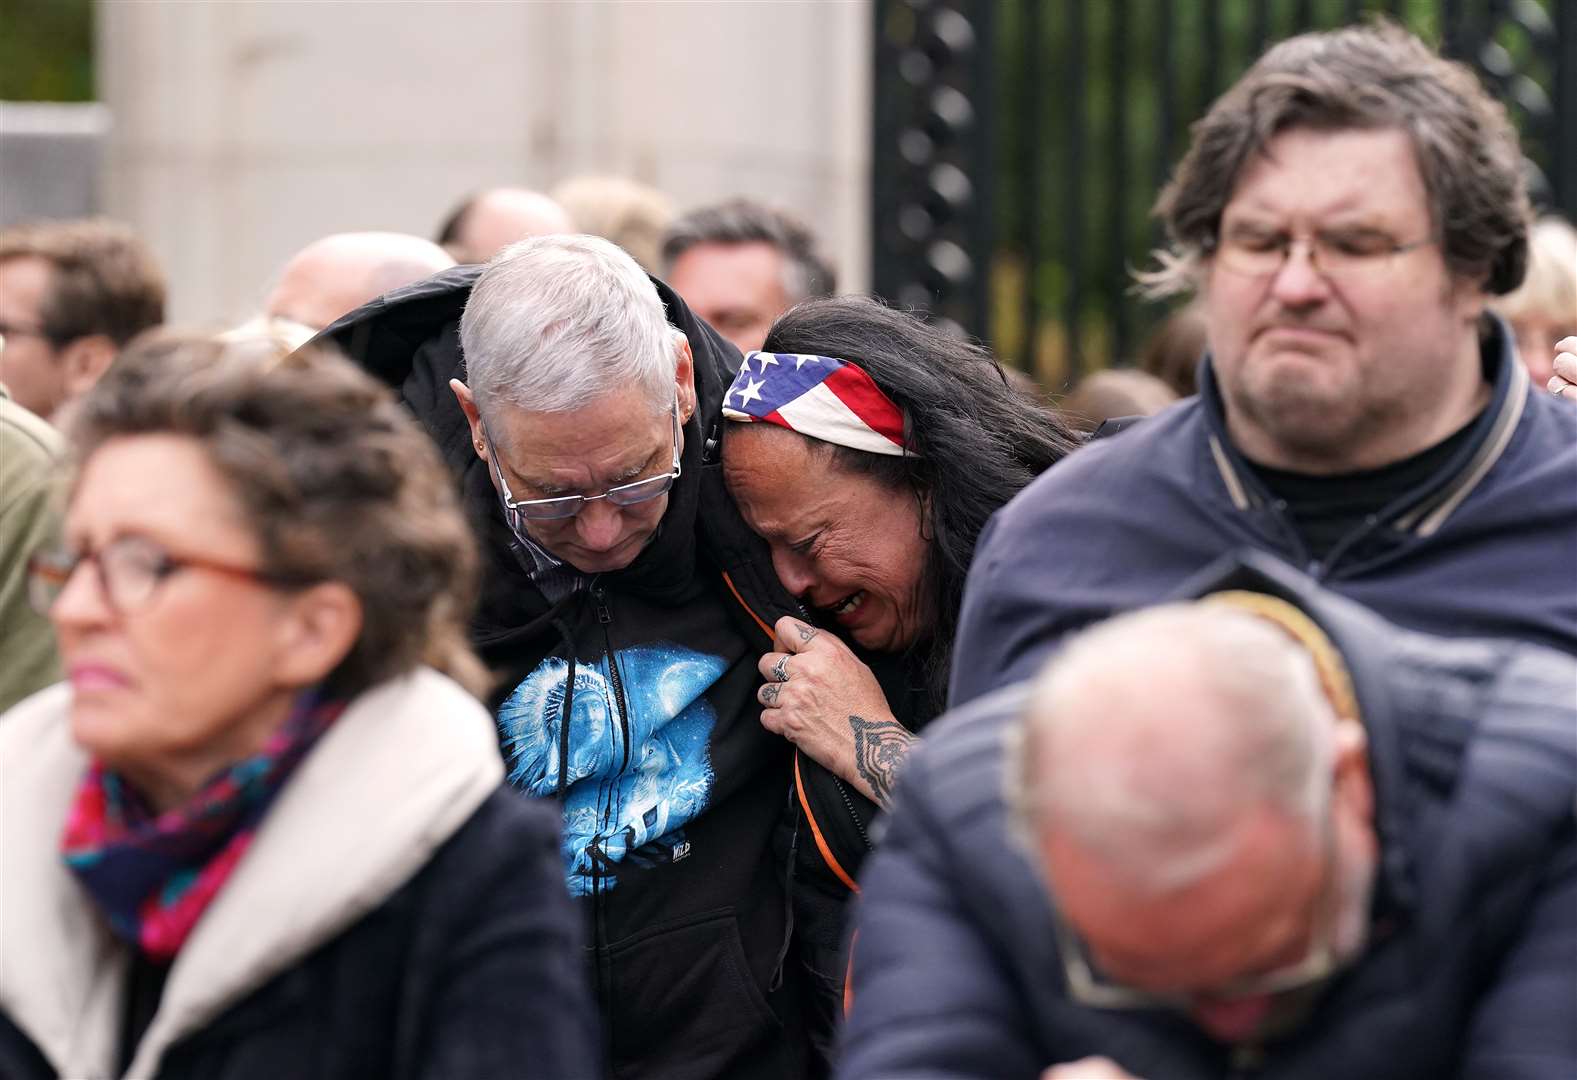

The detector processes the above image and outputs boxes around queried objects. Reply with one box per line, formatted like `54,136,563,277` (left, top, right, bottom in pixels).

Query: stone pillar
97,0,871,324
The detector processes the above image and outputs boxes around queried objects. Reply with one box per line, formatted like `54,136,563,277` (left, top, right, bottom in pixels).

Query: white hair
459,233,676,418
1007,602,1337,894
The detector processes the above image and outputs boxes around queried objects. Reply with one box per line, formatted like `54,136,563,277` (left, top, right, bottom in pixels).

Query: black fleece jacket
319,268,862,1080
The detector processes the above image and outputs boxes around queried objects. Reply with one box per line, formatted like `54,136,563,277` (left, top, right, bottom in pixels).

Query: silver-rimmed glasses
484,399,681,522
1210,224,1434,281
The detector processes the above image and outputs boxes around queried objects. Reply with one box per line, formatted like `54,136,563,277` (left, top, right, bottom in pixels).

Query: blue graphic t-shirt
497,643,728,896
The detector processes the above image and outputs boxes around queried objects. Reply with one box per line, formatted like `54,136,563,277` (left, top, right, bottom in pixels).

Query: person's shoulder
311,264,482,388
919,683,1027,759
361,666,497,735
1509,388,1577,472
899,683,1028,815
413,785,564,915
446,784,562,860
1476,642,1577,781
1521,382,1577,430
0,684,73,760
1389,634,1577,841
997,397,1204,521
0,395,61,470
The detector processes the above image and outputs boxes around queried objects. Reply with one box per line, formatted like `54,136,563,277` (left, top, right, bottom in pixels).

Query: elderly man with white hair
838,551,1577,1080
315,234,815,1080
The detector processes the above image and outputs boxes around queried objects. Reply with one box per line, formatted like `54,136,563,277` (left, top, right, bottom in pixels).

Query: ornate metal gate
870,0,1574,387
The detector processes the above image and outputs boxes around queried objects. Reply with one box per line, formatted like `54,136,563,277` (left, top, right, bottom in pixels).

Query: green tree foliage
0,0,93,102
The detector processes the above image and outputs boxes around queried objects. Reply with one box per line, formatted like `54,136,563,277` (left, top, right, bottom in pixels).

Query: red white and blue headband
722,351,914,457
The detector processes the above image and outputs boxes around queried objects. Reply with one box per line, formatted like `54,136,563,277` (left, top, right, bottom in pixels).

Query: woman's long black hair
757,295,1080,708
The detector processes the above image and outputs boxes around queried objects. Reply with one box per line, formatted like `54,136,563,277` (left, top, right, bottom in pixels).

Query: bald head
438,188,573,265
1014,603,1338,891
264,232,455,332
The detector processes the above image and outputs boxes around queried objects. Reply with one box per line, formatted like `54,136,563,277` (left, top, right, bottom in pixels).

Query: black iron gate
871,0,1574,390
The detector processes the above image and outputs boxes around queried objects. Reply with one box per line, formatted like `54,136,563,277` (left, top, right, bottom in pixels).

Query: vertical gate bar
1343,0,1363,25
1295,0,1314,30
1559,0,1577,218
1023,0,1043,373
870,0,892,304
1252,0,1271,55
1111,0,1132,362
1441,0,1463,54
1158,0,1178,193
973,0,997,345
1065,0,1087,377
1202,0,1223,103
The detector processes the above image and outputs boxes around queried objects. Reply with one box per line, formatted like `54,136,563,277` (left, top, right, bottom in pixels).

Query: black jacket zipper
830,775,873,851
590,580,632,774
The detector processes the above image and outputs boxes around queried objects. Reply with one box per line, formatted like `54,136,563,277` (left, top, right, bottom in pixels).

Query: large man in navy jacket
840,553,1577,1079
950,25,1577,707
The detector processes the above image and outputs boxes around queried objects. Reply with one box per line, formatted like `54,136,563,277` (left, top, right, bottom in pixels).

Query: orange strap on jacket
794,751,860,893
721,570,775,640
722,570,859,892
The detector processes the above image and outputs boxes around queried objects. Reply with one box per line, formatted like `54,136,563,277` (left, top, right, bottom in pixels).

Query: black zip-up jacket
317,268,823,1080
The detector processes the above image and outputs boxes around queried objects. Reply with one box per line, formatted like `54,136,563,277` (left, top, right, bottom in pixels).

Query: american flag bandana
721,351,913,457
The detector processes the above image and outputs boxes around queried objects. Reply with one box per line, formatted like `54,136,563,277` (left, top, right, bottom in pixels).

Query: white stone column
97,0,872,325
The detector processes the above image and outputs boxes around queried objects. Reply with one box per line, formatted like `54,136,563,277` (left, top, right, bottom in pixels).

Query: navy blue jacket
0,786,600,1080
951,320,1577,705
840,554,1577,1080
0,669,598,1080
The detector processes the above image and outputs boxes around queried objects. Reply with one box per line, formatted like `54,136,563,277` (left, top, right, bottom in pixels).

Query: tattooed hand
756,616,914,806
849,715,915,805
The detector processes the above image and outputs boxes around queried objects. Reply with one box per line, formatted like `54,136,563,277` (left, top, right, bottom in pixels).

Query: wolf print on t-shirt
497,644,726,896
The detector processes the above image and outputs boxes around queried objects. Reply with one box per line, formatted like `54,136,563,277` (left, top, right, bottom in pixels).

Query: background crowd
1,16,1575,1080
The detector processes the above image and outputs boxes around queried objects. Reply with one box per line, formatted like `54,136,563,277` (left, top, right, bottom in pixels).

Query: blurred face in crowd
1509,314,1576,388
452,340,697,575
1041,723,1379,1045
724,423,930,652
668,241,792,355
0,255,68,419
1203,127,1489,474
46,434,358,809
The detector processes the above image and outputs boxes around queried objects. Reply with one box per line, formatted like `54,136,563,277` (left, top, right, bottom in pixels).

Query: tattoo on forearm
848,714,915,806
761,683,781,706
795,622,819,643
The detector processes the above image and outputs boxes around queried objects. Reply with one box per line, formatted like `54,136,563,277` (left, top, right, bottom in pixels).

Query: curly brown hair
65,332,488,698
1142,21,1530,299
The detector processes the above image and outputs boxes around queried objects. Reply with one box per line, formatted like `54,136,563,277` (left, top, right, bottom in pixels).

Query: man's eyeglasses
1051,827,1345,1012
484,401,682,523
1210,225,1434,281
28,534,310,617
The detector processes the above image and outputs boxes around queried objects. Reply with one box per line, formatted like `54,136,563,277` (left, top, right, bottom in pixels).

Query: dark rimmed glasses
1210,224,1434,282
484,400,681,523
28,534,310,618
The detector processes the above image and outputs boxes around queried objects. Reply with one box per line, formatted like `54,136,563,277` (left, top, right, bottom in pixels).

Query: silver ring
771,655,791,683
